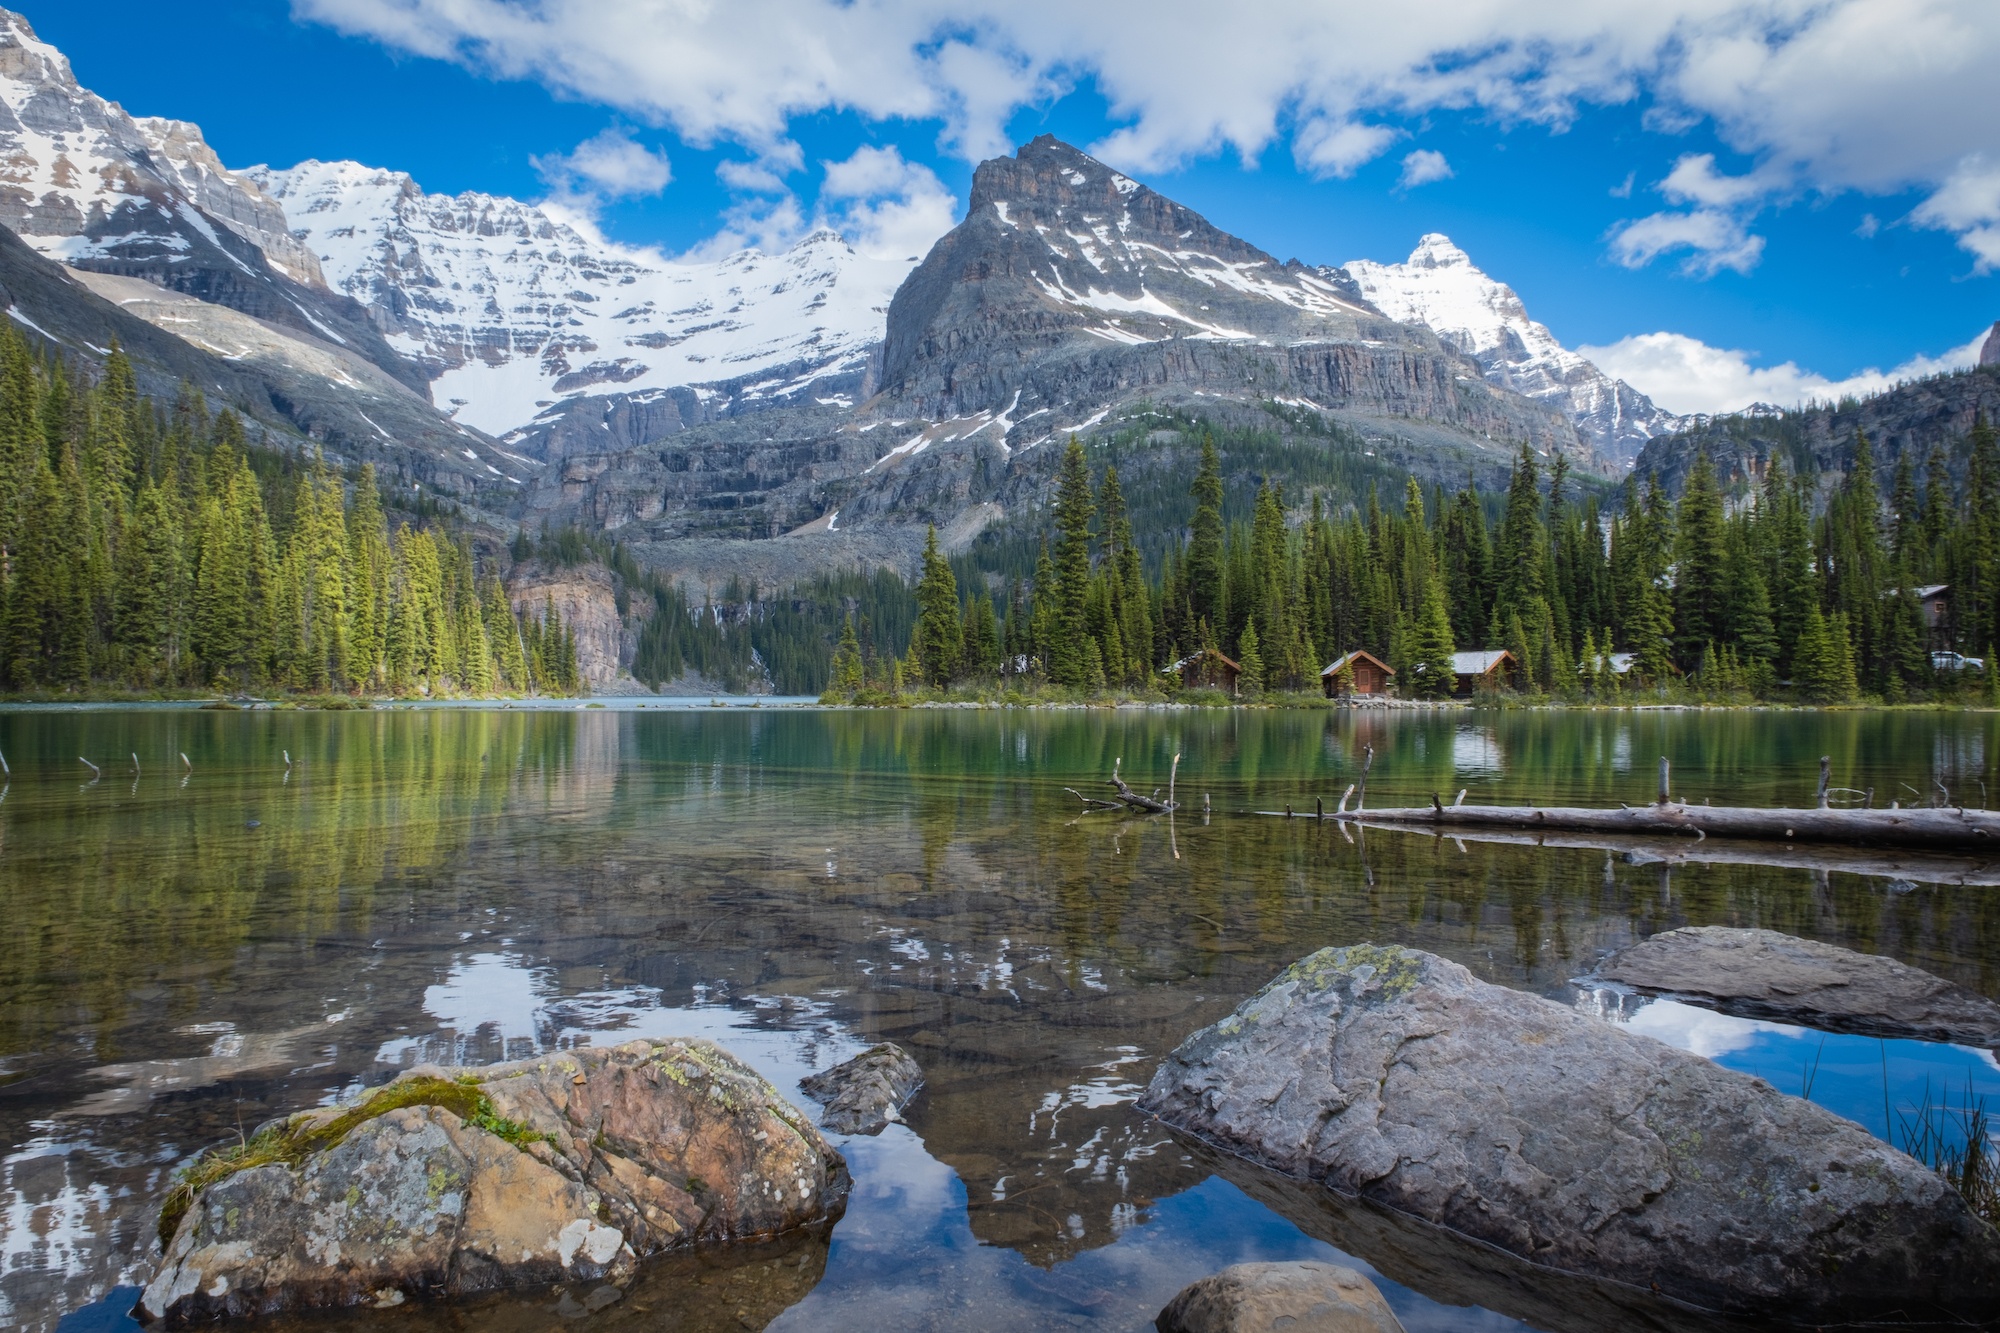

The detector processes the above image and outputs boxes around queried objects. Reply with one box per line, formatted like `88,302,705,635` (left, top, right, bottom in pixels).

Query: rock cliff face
879,137,1581,461
508,562,629,690
1983,321,2000,367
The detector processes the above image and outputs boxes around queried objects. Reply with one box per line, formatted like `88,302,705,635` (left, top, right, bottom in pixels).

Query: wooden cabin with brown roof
1170,647,1242,694
1320,650,1394,698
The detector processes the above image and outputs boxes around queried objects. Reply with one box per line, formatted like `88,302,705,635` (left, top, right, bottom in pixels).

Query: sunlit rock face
143,1038,847,1324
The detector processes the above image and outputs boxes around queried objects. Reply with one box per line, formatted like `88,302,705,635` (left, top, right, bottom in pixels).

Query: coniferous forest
838,415,2000,706
0,332,581,697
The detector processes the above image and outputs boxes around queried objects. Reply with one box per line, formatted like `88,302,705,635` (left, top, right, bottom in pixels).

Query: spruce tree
911,525,963,687
1236,617,1263,696
1186,434,1226,644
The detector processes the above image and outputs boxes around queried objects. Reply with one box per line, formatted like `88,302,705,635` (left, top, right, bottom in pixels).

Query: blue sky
32,0,2000,414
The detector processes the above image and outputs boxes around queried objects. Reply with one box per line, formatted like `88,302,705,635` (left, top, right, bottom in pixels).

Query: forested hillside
852,410,2000,705
0,330,580,696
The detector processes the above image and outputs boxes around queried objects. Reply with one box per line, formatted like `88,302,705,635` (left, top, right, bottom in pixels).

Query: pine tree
1047,438,1096,686
830,614,865,693
1673,449,1727,665
912,525,963,687
1404,577,1457,697
1186,434,1226,647
1237,617,1263,696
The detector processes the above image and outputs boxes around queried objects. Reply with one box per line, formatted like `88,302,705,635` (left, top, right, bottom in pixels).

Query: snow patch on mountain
1343,233,1684,462
251,160,915,437
0,9,316,283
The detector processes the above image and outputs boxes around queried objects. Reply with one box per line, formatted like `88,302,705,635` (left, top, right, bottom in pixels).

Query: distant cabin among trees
1321,650,1393,697
1172,647,1241,694
1449,650,1516,695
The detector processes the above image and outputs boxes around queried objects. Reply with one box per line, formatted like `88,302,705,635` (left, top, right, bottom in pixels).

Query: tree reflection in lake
7,705,2000,1331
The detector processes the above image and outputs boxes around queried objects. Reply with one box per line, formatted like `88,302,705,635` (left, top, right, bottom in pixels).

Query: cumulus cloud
532,128,671,210
300,1,2000,257
1607,207,1765,276
1578,328,1989,415
685,145,956,263
1911,155,2000,270
1397,149,1453,189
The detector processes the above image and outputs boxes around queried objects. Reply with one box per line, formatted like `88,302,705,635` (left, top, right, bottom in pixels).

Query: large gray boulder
1139,945,2000,1325
1595,926,2000,1046
800,1043,923,1135
1156,1261,1405,1332
141,1038,847,1324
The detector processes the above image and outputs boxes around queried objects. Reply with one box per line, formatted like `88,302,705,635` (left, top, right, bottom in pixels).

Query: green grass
158,1075,550,1246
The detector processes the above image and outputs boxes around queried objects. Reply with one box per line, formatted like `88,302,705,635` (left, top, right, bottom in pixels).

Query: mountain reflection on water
6,705,2000,1332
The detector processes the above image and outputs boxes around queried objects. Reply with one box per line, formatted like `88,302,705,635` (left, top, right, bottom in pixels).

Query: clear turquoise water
4,705,1998,1332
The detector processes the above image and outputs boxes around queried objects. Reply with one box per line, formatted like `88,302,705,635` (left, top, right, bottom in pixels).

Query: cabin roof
1320,650,1394,677
1168,647,1242,673
1451,650,1513,675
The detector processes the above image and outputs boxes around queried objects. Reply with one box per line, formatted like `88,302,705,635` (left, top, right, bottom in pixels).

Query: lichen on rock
142,1037,847,1325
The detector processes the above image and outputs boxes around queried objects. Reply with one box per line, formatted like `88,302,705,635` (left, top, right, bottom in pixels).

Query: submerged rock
141,1038,847,1325
1595,925,2000,1046
1139,944,2000,1324
799,1043,923,1135
1156,1261,1405,1333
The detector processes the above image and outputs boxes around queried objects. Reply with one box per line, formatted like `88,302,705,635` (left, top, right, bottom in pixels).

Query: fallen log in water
1066,753,1182,813
1341,821,2000,886
1319,800,2000,851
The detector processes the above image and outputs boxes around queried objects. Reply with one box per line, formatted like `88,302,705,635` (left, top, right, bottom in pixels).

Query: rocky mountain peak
1982,320,1999,367
1344,234,1681,463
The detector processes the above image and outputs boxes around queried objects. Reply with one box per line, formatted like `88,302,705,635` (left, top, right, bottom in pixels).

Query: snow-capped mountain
1344,234,1684,463
249,160,916,441
0,10,315,280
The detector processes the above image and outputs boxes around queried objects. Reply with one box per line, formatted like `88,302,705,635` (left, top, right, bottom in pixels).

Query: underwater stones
1595,925,2000,1046
799,1043,923,1135
1138,944,2000,1324
1155,1261,1406,1333
142,1038,847,1325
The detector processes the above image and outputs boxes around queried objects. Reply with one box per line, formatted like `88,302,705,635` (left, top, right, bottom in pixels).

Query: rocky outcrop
1139,944,2000,1325
1155,1262,1405,1333
1983,321,2000,368
799,1044,923,1135
508,562,626,690
1595,926,2000,1045
141,1038,847,1325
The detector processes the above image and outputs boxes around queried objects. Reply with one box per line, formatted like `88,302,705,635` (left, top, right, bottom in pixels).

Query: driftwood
1323,800,2000,851
1344,820,2000,887
1066,754,1181,814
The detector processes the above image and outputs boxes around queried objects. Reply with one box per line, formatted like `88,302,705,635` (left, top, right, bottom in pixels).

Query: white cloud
1579,327,1989,415
532,128,671,211
300,1,2000,256
685,145,956,263
1607,208,1764,276
1911,155,2000,271
1397,148,1453,189
818,146,958,261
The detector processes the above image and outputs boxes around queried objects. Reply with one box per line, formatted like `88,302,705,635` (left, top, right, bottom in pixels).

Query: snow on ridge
1343,233,1685,461
254,159,912,437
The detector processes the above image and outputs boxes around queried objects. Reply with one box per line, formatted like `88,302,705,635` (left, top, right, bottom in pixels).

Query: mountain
0,10,427,392
1344,234,1684,464
1983,322,1999,367
522,137,1596,586
248,160,914,456
876,137,1579,458
1632,363,2000,499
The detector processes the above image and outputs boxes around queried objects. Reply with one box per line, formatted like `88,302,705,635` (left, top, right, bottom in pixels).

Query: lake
6,704,2000,1332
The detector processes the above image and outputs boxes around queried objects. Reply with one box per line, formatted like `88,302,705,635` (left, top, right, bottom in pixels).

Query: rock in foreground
1139,945,2000,1324
799,1044,923,1134
1596,925,2000,1046
142,1038,847,1325
1156,1261,1405,1333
